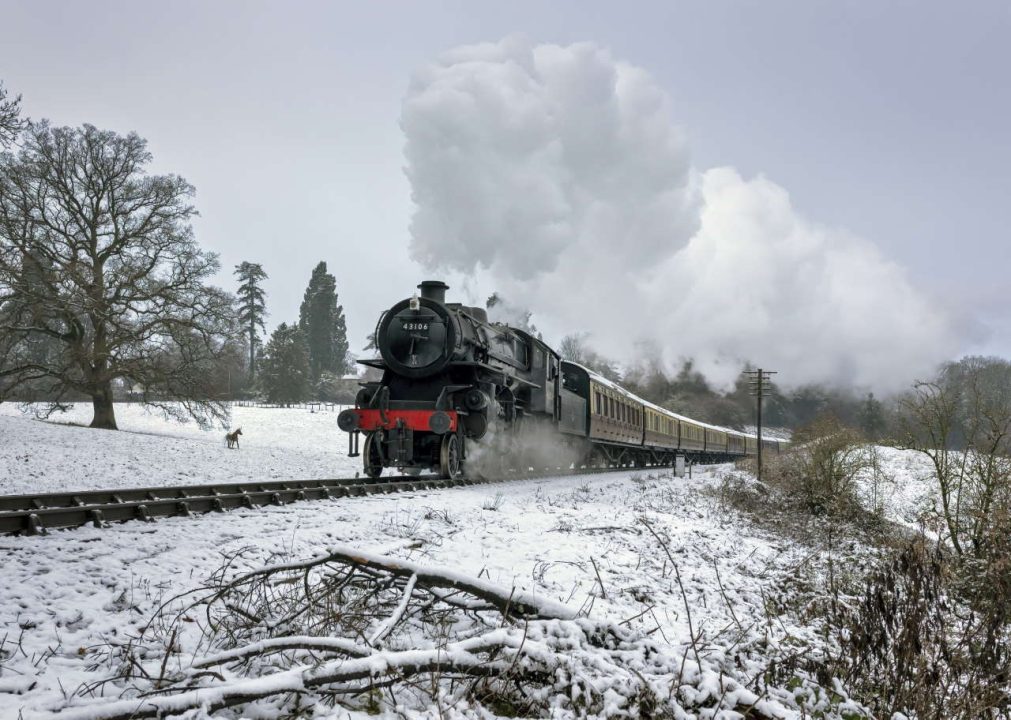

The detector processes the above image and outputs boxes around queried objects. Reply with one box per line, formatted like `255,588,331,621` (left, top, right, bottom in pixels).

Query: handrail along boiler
338,282,778,478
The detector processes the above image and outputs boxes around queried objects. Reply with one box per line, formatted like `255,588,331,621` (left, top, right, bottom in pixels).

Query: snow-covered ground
0,403,360,495
0,406,936,718
859,445,939,526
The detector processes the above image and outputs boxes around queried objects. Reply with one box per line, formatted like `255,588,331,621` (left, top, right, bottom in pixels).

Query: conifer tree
234,262,268,382
259,322,310,406
298,262,349,383
859,391,886,441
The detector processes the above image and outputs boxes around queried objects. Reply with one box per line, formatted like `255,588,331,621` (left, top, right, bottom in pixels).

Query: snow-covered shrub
759,416,873,519
816,536,1011,719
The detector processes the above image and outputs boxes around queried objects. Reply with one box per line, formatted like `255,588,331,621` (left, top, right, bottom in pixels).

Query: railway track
0,464,661,536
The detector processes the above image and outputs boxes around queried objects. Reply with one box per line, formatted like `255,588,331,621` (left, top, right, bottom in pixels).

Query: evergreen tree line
234,260,353,406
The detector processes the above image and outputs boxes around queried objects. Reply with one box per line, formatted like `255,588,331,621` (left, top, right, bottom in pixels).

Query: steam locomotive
337,281,777,479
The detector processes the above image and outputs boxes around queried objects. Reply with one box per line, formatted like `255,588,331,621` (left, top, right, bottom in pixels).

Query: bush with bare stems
733,415,874,522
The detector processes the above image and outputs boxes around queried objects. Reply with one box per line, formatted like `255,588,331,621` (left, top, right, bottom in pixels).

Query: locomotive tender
338,281,778,479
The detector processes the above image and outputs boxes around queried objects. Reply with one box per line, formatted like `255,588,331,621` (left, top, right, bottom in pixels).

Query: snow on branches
42,544,861,720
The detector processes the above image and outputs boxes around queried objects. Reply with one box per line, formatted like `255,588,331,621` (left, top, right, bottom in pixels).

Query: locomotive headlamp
409,293,420,311
337,409,360,432
429,411,452,435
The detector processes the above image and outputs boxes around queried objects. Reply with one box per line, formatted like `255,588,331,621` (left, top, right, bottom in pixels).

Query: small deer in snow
225,427,243,449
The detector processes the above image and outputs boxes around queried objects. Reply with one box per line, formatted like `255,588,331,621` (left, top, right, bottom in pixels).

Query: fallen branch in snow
321,545,576,620
47,636,513,720
49,544,871,720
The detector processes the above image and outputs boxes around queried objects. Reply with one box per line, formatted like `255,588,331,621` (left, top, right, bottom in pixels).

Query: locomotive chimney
418,280,449,304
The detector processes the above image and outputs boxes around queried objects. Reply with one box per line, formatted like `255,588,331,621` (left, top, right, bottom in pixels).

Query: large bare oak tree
0,122,235,429
0,81,24,148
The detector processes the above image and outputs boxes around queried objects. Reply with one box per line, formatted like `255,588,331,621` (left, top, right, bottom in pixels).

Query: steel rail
0,477,416,513
0,463,664,536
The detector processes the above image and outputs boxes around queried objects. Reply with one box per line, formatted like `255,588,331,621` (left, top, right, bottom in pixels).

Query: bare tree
558,331,622,381
899,357,1011,555
0,122,235,429
558,331,589,363
0,81,24,147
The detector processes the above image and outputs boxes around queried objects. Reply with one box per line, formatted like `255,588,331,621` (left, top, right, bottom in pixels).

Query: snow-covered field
0,403,360,495
0,406,936,718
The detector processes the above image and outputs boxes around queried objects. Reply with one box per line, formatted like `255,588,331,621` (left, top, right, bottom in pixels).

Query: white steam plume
402,38,963,392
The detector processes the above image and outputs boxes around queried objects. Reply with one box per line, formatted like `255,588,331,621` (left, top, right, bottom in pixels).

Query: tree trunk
248,323,256,382
90,383,118,430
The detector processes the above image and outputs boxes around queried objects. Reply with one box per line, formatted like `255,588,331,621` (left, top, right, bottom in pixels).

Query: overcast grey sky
2,1,1009,384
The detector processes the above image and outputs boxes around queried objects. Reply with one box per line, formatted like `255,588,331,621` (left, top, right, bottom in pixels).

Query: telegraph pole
743,368,777,482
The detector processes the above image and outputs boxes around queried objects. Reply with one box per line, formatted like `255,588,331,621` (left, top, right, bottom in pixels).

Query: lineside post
743,368,777,482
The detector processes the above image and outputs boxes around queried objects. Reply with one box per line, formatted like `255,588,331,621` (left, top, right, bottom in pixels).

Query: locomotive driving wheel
439,434,462,480
363,433,383,479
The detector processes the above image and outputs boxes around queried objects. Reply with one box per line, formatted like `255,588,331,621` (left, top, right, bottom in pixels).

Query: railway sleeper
26,513,46,536
90,508,107,528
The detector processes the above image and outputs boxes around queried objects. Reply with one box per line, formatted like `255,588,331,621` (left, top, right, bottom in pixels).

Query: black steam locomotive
338,281,775,479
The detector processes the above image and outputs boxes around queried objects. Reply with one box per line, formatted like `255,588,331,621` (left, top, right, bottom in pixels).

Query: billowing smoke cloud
402,37,963,392
403,37,699,277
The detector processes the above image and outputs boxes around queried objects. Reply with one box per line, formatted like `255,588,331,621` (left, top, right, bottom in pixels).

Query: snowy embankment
0,407,932,717
0,403,360,495
858,445,940,526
